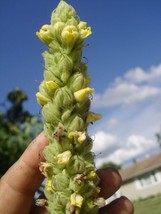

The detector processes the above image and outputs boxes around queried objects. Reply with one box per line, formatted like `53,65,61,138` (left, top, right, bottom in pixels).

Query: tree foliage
156,132,161,149
100,161,122,170
0,88,42,176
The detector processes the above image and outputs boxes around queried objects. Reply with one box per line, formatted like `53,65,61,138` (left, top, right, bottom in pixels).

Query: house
118,152,161,201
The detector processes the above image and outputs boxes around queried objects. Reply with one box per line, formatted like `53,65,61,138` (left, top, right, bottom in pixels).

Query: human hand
0,132,134,214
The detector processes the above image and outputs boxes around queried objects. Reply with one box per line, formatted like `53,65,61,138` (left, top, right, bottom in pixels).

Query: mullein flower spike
36,1,105,213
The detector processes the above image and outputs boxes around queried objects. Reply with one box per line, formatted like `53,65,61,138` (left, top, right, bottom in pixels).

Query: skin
0,132,134,214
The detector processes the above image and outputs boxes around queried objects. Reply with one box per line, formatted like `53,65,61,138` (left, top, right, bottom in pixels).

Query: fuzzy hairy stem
36,1,105,213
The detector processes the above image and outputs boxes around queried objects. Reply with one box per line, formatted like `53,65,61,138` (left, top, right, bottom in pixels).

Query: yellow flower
94,197,106,208
86,112,102,124
61,25,79,44
36,92,49,106
39,162,53,177
45,178,52,191
87,170,97,179
44,80,59,92
68,131,86,144
78,21,92,39
70,193,83,208
57,150,72,164
36,24,54,45
74,87,94,102
77,132,86,144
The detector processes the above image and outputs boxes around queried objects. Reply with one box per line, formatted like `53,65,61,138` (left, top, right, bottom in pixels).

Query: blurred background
0,1,161,212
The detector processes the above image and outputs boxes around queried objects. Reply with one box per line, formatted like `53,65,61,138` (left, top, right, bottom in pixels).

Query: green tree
156,132,161,149
0,88,42,176
101,161,122,170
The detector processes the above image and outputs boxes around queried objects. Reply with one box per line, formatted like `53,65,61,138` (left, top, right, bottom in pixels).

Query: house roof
119,152,161,182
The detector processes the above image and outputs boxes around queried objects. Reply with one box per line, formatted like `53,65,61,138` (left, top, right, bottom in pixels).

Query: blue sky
1,0,161,167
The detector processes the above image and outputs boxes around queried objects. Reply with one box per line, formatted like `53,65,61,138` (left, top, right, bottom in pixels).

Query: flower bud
78,21,92,39
54,86,74,108
74,88,94,103
36,92,50,106
51,1,76,24
43,142,62,162
61,25,79,50
68,116,84,132
74,99,91,116
42,102,61,124
61,109,72,123
54,190,71,207
44,68,63,86
79,180,97,199
36,24,54,45
68,131,86,144
57,150,72,165
53,21,65,41
77,132,86,144
44,80,59,94
52,173,69,191
43,51,62,80
59,55,73,83
39,162,53,177
67,72,86,92
71,193,83,208
86,112,102,124
67,155,85,175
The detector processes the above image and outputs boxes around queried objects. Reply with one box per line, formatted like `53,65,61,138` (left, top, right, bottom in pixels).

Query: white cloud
91,63,161,168
93,83,160,108
107,118,119,126
93,64,161,108
92,131,117,154
125,64,161,83
93,133,155,168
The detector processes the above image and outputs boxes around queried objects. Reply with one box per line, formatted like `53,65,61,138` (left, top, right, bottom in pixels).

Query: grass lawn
133,195,161,214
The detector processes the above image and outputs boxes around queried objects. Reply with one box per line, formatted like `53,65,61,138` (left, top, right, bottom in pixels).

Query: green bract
36,1,105,213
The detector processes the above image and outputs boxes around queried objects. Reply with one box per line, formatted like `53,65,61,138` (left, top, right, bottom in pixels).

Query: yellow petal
36,92,49,106
61,25,79,43
68,131,86,144
74,87,94,102
39,162,53,177
57,150,72,164
78,21,92,39
71,193,83,208
77,132,86,144
87,171,97,179
45,178,52,191
86,112,102,124
36,24,53,45
45,80,59,92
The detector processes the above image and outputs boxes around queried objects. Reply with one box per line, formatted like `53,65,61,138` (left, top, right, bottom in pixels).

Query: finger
97,168,122,199
99,196,134,214
0,132,48,214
